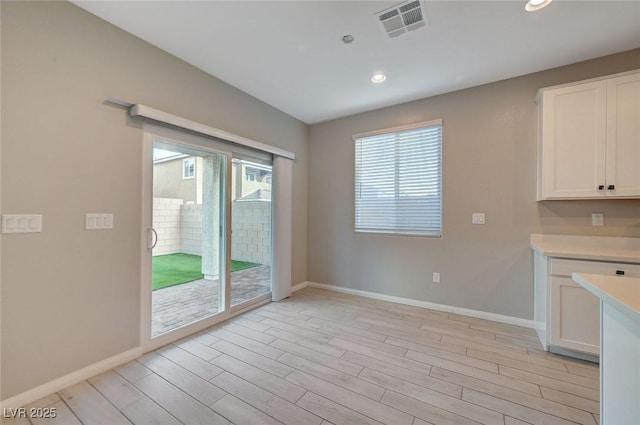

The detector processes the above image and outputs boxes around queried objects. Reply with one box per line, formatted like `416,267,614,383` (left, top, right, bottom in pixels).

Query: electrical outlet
591,213,604,227
433,272,440,283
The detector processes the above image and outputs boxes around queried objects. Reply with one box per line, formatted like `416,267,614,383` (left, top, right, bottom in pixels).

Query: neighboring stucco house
154,153,272,203
153,153,202,203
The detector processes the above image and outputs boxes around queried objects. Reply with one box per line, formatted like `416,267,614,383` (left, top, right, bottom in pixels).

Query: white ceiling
73,1,640,124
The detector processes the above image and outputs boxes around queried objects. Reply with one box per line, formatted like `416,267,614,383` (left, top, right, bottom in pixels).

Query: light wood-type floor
5,287,600,425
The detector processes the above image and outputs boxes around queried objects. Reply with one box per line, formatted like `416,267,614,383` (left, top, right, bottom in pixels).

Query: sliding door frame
140,124,272,352
134,105,294,352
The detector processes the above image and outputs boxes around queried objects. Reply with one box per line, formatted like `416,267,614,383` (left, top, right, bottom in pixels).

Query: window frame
353,119,443,238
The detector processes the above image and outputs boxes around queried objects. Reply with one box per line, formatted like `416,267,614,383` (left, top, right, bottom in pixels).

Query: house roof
236,189,272,202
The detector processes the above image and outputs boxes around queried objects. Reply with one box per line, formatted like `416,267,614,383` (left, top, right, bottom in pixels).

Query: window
354,120,442,237
183,157,195,179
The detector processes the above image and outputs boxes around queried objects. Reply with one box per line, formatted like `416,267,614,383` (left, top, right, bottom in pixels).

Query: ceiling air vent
376,0,427,38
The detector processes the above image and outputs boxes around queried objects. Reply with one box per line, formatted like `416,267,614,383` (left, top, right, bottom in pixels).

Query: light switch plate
472,213,486,225
86,213,114,230
2,214,43,234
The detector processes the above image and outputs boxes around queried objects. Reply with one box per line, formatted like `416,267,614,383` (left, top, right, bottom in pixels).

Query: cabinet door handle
607,184,615,190
598,185,605,190
616,270,625,276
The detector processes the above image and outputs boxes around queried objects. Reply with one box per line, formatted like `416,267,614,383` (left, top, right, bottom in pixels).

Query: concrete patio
152,265,271,336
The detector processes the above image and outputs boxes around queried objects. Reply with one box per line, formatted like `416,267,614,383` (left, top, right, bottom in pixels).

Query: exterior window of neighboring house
354,120,443,237
183,157,195,179
265,175,272,184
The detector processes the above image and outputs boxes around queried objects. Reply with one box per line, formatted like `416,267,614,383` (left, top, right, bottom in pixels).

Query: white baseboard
0,347,142,410
290,281,309,293
307,282,535,329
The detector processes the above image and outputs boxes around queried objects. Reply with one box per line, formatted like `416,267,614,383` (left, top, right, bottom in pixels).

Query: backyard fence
152,197,271,266
152,198,182,256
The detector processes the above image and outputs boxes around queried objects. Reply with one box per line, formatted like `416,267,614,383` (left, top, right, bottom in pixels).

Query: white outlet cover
472,213,486,225
433,272,440,283
591,213,604,226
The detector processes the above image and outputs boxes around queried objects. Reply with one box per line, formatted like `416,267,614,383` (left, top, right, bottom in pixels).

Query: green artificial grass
152,253,259,290
231,259,261,272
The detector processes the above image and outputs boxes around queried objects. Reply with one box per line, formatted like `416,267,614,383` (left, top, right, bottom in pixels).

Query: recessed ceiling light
525,0,553,12
371,73,387,83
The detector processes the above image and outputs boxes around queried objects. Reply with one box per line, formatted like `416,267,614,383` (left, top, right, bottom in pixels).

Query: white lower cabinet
549,276,600,355
534,255,640,359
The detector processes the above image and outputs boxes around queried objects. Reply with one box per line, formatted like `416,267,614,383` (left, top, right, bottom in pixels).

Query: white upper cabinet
537,71,640,200
606,73,640,198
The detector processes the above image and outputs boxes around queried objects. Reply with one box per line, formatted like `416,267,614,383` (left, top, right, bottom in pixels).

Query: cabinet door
549,276,600,355
606,73,640,198
540,81,607,199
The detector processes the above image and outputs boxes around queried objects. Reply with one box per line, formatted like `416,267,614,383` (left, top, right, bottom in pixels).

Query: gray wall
308,49,640,320
1,1,308,399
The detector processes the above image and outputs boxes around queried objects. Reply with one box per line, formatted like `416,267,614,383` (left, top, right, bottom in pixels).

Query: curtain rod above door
107,98,295,160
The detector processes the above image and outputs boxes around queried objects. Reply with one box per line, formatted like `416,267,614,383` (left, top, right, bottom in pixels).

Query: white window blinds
354,121,442,237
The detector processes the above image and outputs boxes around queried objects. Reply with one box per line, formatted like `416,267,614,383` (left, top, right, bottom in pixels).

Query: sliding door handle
148,228,158,249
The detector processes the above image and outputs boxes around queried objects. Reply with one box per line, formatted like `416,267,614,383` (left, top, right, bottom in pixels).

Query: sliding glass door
230,158,273,308
150,139,228,337
142,126,278,348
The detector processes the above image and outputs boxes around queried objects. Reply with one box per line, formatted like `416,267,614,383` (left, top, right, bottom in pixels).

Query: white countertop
573,273,640,322
531,234,640,263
